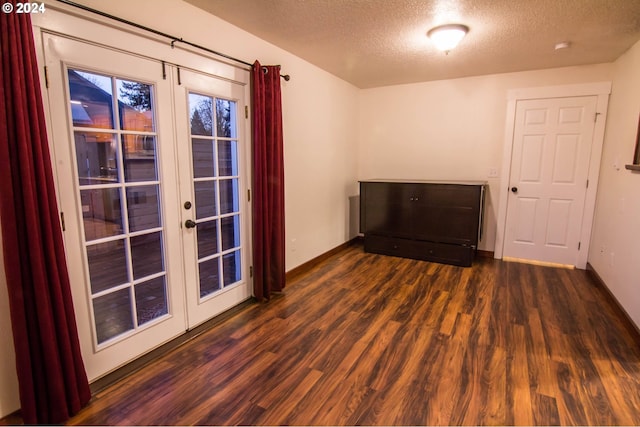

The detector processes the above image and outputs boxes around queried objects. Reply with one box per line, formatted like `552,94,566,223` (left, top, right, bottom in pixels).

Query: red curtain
252,61,285,300
0,4,91,424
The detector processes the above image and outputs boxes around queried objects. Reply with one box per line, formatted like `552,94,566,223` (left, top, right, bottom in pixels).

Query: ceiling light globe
427,24,469,52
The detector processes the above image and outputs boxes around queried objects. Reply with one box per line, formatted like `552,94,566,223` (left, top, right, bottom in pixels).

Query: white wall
283,66,359,268
588,39,640,328
357,64,614,252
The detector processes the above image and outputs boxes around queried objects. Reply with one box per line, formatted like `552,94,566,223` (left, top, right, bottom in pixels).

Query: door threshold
502,256,575,269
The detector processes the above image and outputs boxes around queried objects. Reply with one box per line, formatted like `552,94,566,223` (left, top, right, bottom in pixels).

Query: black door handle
511,187,518,193
185,219,196,229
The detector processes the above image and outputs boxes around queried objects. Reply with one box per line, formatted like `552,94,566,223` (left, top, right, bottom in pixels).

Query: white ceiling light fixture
427,24,469,54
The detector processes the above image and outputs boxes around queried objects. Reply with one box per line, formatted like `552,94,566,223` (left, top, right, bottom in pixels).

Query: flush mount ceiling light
427,24,469,53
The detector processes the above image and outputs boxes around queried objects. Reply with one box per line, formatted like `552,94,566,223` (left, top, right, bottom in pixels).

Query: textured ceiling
184,0,640,88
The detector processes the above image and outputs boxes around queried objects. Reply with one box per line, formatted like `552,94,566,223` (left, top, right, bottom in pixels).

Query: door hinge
161,61,167,80
586,179,589,188
249,266,253,278
245,105,249,119
578,242,581,250
44,66,49,89
60,211,65,231
594,112,601,122
247,189,251,202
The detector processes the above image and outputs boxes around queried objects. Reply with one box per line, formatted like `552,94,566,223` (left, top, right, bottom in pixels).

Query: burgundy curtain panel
252,61,285,300
0,5,91,424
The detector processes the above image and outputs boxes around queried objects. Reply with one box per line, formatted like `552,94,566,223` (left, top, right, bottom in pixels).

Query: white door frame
494,82,611,269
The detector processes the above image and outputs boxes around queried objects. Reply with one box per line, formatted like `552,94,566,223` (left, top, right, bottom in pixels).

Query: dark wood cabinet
359,180,485,267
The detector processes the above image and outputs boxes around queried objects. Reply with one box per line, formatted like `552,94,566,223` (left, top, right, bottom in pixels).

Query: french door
43,33,250,380
175,68,250,328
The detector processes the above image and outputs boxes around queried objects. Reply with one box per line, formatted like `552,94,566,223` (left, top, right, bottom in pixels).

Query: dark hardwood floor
66,243,640,425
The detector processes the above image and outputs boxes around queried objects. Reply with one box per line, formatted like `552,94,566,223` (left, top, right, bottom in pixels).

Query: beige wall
588,39,640,327
357,64,614,252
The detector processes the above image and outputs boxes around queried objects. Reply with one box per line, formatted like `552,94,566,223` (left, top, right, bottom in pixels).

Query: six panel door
504,96,597,266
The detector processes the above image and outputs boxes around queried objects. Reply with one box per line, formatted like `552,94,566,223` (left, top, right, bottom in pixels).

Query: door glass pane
197,220,218,258
219,179,239,214
135,277,168,325
192,138,215,178
126,185,161,232
75,132,119,184
81,188,123,241
221,215,240,251
189,93,213,136
67,68,170,348
123,135,157,182
117,79,154,132
215,98,236,138
131,232,164,280
222,250,241,287
199,258,220,297
189,93,242,302
194,181,217,219
218,140,237,176
68,69,114,129
93,288,133,343
87,240,128,294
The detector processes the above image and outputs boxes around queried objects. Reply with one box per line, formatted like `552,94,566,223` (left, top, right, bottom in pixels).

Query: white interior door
503,96,597,266
44,34,186,380
174,69,251,329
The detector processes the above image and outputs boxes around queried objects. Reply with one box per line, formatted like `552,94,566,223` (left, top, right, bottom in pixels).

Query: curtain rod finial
282,74,290,81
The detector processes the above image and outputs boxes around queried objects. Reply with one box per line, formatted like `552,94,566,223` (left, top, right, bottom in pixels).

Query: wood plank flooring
67,244,640,425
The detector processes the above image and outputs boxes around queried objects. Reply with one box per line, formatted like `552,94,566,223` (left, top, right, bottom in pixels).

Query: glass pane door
44,34,186,381
176,70,251,328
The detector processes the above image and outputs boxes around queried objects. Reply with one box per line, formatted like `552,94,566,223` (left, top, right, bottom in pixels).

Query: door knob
511,187,518,193
185,219,196,229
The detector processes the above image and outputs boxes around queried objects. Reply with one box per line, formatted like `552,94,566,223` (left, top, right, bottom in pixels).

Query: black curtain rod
55,0,291,81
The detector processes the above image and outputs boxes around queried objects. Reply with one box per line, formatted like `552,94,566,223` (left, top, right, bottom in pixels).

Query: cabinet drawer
364,235,474,267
